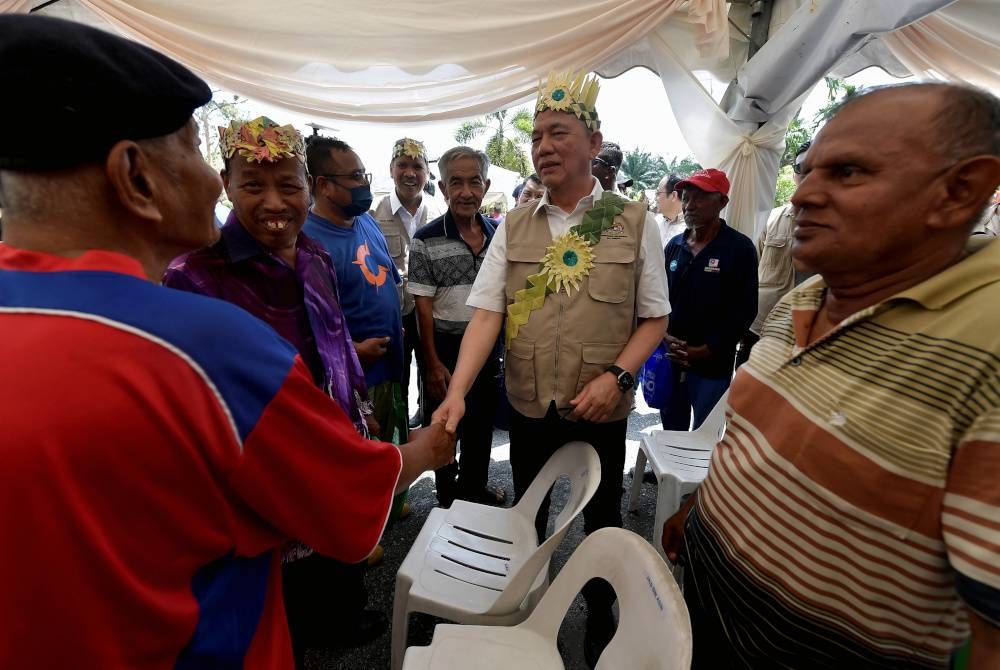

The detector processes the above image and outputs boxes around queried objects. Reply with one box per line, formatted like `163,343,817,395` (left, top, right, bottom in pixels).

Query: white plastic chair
627,391,728,563
402,527,692,670
391,441,601,670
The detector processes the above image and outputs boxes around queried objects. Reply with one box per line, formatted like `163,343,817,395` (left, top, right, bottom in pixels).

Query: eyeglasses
655,189,672,196
592,157,616,171
320,171,372,185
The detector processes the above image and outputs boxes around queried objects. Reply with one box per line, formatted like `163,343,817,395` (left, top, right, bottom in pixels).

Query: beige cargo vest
503,199,646,421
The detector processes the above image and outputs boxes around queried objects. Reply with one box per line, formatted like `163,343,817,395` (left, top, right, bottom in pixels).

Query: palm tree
454,108,533,177
619,149,667,192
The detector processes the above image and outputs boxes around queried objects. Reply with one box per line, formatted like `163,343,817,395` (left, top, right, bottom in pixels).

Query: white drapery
882,0,1000,91
8,0,1000,238
36,0,727,123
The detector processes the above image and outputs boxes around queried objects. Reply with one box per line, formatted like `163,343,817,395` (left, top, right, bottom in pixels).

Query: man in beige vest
736,140,813,367
372,138,441,426
433,70,670,668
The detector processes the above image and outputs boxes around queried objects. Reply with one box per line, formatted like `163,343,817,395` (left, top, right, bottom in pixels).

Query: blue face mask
342,185,373,217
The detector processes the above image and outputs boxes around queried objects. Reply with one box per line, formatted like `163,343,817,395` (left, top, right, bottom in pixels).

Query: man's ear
935,155,1000,231
438,180,447,202
220,168,233,200
720,194,730,208
484,178,491,193
589,129,604,158
105,140,162,223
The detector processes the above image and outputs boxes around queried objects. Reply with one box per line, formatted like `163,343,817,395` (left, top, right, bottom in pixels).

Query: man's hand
432,394,466,434
569,371,622,423
396,423,457,492
424,359,452,403
355,336,390,366
665,335,710,368
661,492,697,563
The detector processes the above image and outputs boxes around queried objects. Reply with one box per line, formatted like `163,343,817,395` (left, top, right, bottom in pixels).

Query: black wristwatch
606,365,635,393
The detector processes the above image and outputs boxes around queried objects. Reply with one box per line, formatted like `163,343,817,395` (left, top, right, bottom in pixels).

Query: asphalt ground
307,380,666,670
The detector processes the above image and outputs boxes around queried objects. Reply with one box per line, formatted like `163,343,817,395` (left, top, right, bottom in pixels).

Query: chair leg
390,581,411,670
627,448,647,512
651,479,681,564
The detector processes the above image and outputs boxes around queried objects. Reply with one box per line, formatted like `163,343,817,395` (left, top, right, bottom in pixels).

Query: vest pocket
505,338,537,401
575,342,622,393
759,235,790,287
587,246,634,304
383,233,404,261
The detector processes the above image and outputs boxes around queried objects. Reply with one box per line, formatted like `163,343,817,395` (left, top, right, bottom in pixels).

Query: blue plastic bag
639,341,672,409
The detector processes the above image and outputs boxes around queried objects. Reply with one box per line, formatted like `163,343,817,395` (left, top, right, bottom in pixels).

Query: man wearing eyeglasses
303,136,410,555
654,173,685,247
736,141,813,366
591,141,623,192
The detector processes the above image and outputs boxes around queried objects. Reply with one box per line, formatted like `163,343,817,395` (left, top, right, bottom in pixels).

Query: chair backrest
692,389,729,443
486,441,601,614
523,528,692,669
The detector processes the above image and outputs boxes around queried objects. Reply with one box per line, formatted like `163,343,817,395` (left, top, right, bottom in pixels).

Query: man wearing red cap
661,168,757,430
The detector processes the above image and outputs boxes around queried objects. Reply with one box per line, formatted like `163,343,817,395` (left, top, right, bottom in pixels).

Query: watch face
619,371,634,391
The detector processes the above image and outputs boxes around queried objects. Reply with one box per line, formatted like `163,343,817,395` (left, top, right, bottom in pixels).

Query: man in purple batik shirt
163,116,388,665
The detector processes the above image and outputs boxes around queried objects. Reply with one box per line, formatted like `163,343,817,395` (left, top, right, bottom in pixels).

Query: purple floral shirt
164,213,369,435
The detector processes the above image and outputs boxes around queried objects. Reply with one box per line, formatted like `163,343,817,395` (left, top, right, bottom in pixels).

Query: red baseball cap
675,168,730,196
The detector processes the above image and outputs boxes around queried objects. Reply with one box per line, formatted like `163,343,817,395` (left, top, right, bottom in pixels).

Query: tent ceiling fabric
16,0,729,124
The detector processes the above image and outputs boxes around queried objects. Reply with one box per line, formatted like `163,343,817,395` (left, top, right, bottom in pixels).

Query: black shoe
329,610,388,648
583,611,616,669
408,411,423,429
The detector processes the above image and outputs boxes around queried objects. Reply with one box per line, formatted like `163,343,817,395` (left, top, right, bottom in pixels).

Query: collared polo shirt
408,211,495,335
687,236,1000,668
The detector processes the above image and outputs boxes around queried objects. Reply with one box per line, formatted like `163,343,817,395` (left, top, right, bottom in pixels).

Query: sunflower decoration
535,70,601,130
540,230,595,295
392,137,427,162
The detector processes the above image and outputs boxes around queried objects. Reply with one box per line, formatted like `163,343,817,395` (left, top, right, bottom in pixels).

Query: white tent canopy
4,0,999,237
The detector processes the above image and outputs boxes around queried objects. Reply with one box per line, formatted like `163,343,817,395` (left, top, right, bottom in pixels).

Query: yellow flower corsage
540,230,595,294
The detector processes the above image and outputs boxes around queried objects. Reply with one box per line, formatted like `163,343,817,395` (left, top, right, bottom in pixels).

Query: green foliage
664,155,702,176
454,108,533,177
773,164,796,207
781,113,812,168
813,76,860,129
619,148,666,192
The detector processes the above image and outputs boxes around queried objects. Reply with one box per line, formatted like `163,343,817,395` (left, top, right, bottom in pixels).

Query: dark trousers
422,331,499,500
401,309,423,417
660,369,731,431
508,404,626,616
282,552,367,666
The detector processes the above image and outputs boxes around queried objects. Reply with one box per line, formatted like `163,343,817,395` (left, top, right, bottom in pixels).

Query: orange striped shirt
692,237,1000,667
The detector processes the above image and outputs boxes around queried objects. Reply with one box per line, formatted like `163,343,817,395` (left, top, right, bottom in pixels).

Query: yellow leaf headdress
219,116,304,164
391,137,427,162
535,70,601,131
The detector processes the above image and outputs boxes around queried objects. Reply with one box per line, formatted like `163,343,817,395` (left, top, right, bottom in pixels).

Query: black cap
0,14,212,171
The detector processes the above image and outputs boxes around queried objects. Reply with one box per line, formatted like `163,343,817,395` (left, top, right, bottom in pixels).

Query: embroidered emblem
669,259,678,272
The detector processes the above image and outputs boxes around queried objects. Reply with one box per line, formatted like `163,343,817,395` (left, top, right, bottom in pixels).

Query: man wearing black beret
0,14,455,669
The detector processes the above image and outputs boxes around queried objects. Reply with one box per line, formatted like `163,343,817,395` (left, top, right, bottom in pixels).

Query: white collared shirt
467,177,670,317
388,188,427,239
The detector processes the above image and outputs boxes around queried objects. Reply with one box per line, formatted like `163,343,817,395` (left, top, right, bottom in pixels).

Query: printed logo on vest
704,257,721,273
602,221,627,240
669,259,678,272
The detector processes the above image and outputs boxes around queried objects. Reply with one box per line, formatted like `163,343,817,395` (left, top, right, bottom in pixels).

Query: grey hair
438,146,489,184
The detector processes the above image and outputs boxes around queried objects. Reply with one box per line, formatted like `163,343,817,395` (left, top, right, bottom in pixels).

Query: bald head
834,83,1000,162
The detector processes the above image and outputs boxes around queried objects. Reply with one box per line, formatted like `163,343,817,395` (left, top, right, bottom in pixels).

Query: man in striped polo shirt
663,83,1000,668
408,146,505,507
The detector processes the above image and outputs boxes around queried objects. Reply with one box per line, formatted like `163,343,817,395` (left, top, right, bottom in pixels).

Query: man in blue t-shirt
303,136,409,549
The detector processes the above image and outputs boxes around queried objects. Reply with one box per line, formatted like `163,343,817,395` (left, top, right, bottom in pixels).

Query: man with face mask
303,136,409,547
